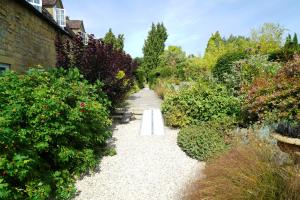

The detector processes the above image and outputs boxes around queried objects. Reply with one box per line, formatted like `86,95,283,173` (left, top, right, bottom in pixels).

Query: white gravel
74,88,205,200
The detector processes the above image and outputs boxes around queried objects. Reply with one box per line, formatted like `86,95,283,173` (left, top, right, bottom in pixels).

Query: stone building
66,17,89,44
0,0,72,73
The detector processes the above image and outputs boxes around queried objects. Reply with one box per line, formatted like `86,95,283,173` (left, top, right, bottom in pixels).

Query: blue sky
63,0,300,57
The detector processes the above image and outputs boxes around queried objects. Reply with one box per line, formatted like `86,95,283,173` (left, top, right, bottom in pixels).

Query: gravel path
74,88,205,200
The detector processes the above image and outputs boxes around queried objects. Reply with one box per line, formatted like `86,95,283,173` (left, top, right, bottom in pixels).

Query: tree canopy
142,23,168,79
103,28,125,51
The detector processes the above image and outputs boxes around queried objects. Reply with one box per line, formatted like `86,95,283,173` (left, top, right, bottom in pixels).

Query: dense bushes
224,55,281,93
152,25,300,200
0,68,111,199
178,119,235,161
56,35,137,105
244,55,300,124
162,80,240,127
184,137,300,200
212,51,248,83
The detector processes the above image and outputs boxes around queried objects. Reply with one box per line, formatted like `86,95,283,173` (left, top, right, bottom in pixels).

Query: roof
67,20,85,31
42,0,57,6
42,0,64,8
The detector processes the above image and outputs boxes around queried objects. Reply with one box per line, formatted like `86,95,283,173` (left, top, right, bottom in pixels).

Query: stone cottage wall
0,0,70,73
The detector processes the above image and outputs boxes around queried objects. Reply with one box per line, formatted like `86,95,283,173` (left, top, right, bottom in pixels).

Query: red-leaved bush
56,35,137,105
243,55,300,123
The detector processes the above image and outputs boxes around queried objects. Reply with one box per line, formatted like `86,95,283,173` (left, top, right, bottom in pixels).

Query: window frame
0,63,10,73
26,0,42,12
53,7,66,27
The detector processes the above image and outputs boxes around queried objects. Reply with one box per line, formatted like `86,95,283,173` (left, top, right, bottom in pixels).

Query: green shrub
162,80,241,127
212,51,248,83
177,119,235,161
224,55,281,93
184,57,211,81
135,67,146,89
0,68,112,199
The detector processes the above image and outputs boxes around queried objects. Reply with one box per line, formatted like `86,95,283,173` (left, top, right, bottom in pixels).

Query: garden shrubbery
212,51,248,83
56,35,137,105
244,55,300,124
184,135,300,200
150,24,300,200
162,80,240,127
177,119,235,161
0,68,111,199
224,55,281,93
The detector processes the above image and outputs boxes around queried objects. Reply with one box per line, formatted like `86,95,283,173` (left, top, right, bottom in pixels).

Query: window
54,8,66,27
82,33,89,45
0,63,10,73
26,0,42,12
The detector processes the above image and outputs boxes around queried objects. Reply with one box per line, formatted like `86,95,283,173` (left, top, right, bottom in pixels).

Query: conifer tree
103,28,124,51
292,33,299,50
142,23,168,79
103,28,116,46
284,34,292,49
115,34,125,51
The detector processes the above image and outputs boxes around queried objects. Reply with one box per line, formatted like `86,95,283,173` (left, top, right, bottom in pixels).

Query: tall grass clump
183,137,300,200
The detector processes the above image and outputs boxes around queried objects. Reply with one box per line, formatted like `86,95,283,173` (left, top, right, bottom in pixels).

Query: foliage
158,46,186,79
178,119,235,161
244,55,300,124
212,51,248,83
0,68,112,199
56,34,137,105
103,28,125,51
55,35,71,69
224,55,281,93
285,33,300,52
202,32,252,69
162,80,241,127
135,68,146,89
251,23,285,54
269,33,300,62
202,31,226,69
183,56,211,81
142,23,168,80
153,78,178,99
132,57,145,89
184,136,300,200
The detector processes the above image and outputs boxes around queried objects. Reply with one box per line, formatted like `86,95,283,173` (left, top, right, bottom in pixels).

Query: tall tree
115,34,125,51
142,23,168,79
103,28,124,51
103,28,116,46
251,23,285,54
205,31,224,53
292,33,299,50
284,34,292,49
